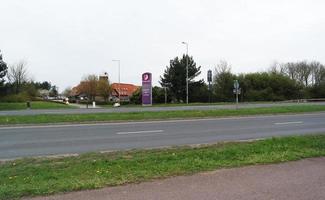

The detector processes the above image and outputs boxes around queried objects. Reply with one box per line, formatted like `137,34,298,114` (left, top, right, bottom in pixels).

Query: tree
39,81,52,90
49,85,59,97
310,61,325,86
77,74,98,101
0,52,8,95
0,52,7,84
160,55,203,102
296,61,312,87
97,78,111,102
189,82,209,102
62,87,72,97
130,87,141,104
213,60,236,101
282,62,298,80
152,86,166,104
7,61,29,94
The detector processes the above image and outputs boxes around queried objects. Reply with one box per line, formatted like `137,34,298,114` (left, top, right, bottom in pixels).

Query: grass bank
0,101,74,111
1,105,325,125
0,134,324,199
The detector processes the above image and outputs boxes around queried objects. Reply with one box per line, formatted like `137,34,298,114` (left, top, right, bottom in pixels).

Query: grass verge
0,101,74,111
1,105,325,125
100,102,236,108
0,134,325,199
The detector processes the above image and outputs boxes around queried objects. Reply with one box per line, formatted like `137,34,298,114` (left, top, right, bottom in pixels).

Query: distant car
113,103,121,108
63,98,69,105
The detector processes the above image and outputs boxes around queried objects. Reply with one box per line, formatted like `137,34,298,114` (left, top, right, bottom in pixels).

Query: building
69,72,139,102
99,72,109,81
111,83,140,102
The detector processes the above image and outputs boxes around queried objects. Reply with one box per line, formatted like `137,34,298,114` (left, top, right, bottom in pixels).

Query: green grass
100,101,277,108
0,101,74,111
0,134,324,199
1,105,325,125
100,102,236,108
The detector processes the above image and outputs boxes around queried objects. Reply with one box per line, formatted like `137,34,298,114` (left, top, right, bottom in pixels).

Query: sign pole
233,80,240,110
236,90,239,110
207,70,212,103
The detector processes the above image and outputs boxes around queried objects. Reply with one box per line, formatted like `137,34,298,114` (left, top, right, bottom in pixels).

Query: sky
1,0,325,91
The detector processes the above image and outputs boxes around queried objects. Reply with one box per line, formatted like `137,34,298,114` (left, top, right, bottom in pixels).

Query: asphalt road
1,112,325,159
28,157,325,200
1,102,325,116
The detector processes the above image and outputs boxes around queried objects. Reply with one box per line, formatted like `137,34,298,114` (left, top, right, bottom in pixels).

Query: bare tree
295,61,312,87
282,62,298,80
213,60,235,101
97,78,111,102
310,61,325,85
269,61,289,75
215,60,231,75
7,61,29,94
77,74,98,101
62,87,72,97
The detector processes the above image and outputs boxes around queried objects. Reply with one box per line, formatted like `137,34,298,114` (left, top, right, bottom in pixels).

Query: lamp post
182,42,189,104
112,60,121,102
163,83,171,104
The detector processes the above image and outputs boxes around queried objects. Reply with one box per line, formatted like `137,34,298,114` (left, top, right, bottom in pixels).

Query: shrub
0,93,32,102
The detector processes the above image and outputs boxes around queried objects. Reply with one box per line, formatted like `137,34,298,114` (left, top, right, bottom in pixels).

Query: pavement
1,102,325,116
27,157,325,200
1,112,325,159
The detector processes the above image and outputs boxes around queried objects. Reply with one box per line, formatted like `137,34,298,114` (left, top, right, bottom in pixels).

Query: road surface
1,112,325,159
1,102,325,116
28,157,325,200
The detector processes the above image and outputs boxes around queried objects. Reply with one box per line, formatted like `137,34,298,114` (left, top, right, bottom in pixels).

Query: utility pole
182,42,189,104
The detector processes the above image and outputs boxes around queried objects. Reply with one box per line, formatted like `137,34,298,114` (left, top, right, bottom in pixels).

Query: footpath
28,157,325,200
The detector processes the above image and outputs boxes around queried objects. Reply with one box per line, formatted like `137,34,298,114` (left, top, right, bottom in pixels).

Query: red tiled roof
111,83,140,97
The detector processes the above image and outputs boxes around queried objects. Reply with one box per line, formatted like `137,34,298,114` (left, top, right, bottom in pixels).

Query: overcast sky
1,0,325,91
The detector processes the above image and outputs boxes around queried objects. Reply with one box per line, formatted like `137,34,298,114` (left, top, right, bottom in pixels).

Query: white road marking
116,130,164,135
274,121,303,125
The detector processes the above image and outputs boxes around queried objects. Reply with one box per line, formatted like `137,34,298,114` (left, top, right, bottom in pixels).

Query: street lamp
163,83,172,104
182,42,189,104
112,60,121,102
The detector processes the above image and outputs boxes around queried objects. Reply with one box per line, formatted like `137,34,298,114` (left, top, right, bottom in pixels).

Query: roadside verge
1,134,324,199
1,104,325,125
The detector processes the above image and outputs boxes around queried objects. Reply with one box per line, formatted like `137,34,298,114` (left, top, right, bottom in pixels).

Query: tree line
131,56,325,104
0,54,58,102
2,50,325,104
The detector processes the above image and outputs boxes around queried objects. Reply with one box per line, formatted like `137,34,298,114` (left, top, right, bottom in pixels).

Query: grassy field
0,101,74,111
1,104,325,125
0,134,324,199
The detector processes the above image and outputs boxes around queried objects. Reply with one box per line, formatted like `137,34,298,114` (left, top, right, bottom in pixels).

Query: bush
0,93,32,102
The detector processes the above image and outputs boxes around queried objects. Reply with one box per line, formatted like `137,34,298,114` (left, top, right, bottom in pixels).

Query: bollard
26,101,31,109
92,101,96,108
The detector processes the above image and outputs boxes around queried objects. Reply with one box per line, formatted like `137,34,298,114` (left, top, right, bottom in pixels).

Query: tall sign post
142,72,152,106
207,70,212,103
233,80,241,109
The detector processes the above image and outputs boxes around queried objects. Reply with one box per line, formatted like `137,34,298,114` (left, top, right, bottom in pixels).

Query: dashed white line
274,121,303,125
116,130,164,135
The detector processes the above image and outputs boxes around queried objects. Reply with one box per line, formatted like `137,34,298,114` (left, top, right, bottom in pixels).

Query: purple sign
142,72,152,106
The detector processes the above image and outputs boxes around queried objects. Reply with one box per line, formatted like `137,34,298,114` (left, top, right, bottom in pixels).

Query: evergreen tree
160,55,202,102
0,52,8,95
